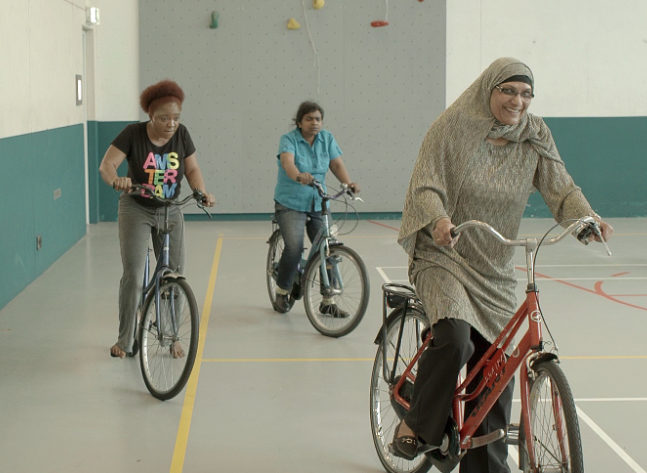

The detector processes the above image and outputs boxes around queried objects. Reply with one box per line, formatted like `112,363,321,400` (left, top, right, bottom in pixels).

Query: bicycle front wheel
266,229,296,312
139,278,199,400
370,306,431,473
302,245,369,337
520,360,584,473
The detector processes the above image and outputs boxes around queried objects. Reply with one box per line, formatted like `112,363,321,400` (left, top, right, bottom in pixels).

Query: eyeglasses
494,85,534,100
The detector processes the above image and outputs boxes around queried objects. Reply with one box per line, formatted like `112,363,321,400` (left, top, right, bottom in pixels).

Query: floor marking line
576,406,647,473
200,355,646,363
561,355,647,360
202,357,376,363
375,267,392,284
512,398,647,403
367,220,400,231
170,236,223,473
593,280,647,311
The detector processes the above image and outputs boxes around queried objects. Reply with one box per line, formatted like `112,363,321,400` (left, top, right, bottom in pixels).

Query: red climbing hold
370,20,389,27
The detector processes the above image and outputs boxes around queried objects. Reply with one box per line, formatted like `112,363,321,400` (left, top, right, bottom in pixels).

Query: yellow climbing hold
287,18,301,30
313,0,325,9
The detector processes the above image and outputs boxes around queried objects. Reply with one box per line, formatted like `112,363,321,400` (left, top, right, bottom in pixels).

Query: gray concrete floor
0,218,645,473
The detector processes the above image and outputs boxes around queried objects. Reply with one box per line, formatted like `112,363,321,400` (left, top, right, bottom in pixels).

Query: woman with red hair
100,80,215,359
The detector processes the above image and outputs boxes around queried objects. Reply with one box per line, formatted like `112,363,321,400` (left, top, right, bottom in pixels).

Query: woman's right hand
432,217,458,247
295,172,314,185
112,177,132,191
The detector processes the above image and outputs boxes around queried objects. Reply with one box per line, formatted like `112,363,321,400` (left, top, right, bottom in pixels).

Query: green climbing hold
210,11,219,29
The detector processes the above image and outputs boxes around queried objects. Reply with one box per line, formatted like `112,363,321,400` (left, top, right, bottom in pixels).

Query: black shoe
390,422,418,461
274,293,290,314
319,302,349,318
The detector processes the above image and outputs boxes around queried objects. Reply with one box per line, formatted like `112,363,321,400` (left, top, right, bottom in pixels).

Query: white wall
1,0,85,138
0,0,139,140
446,0,647,117
94,0,140,121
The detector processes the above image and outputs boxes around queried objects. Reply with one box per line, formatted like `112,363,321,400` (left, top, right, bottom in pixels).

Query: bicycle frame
384,217,603,462
138,200,187,345
293,182,351,291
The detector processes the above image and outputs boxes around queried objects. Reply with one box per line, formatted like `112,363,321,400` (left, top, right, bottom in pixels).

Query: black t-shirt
111,122,196,207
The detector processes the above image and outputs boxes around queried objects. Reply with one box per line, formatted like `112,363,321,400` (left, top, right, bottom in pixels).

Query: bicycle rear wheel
302,245,369,337
266,229,296,312
139,278,199,401
520,360,584,473
370,306,431,473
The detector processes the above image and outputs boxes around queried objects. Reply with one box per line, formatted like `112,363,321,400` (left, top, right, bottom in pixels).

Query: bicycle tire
266,229,296,312
370,306,432,473
519,360,584,473
139,278,199,401
302,245,369,337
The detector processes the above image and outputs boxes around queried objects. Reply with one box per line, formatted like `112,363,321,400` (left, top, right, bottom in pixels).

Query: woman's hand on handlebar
592,217,614,243
112,177,132,191
347,182,361,194
295,172,315,185
201,191,216,207
432,217,459,248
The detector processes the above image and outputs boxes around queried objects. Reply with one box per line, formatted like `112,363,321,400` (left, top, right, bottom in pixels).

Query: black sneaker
319,302,349,318
274,293,290,314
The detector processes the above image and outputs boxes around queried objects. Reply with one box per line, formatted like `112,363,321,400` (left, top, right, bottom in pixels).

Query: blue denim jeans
274,201,326,291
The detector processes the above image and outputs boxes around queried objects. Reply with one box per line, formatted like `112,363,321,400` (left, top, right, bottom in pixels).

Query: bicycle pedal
505,423,520,445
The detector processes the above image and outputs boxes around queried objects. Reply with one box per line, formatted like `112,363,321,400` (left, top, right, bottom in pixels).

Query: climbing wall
139,0,446,214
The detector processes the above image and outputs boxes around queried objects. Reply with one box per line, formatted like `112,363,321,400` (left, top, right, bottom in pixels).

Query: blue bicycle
266,181,370,337
130,184,210,400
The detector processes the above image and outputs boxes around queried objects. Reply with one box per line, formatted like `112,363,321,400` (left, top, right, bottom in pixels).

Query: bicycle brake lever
592,225,612,256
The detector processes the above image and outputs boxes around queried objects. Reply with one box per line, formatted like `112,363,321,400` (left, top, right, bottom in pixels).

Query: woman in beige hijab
391,58,613,471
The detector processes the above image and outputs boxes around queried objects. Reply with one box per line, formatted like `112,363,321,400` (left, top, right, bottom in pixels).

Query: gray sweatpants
115,194,185,353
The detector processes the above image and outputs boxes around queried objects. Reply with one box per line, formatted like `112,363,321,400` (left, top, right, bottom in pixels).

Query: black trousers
403,318,514,473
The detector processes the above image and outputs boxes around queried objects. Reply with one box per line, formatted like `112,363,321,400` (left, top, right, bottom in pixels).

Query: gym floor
0,217,645,473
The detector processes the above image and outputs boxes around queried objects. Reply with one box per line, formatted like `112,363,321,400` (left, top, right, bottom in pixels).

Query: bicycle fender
529,352,559,369
162,272,186,281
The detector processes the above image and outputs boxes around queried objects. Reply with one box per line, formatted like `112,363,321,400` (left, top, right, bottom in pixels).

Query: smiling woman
98,80,216,360
390,58,614,469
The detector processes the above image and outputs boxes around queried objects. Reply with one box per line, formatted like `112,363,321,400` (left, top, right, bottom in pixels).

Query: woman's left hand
202,192,216,207
347,182,361,194
592,218,613,242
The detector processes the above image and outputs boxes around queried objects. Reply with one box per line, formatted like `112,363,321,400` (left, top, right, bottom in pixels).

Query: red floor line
593,281,647,311
515,266,647,311
367,220,401,232
612,271,630,277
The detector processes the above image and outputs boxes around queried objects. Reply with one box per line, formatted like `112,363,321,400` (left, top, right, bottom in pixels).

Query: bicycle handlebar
450,217,609,253
309,180,363,202
128,184,212,218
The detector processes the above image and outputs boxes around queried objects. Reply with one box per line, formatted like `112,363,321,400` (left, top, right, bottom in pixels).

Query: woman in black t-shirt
99,80,215,359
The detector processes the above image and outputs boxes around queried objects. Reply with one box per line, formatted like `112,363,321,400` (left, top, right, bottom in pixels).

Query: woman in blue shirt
273,101,360,315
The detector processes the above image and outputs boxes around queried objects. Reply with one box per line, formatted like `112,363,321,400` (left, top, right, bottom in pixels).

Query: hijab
398,57,564,255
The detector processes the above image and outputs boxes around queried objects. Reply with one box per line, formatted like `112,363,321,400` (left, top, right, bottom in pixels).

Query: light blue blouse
274,128,342,212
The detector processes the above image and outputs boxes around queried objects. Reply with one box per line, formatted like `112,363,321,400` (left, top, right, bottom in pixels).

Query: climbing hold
209,11,219,29
370,20,389,27
287,18,301,30
313,0,325,9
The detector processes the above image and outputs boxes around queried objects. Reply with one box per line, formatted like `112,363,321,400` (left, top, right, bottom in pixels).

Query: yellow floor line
202,357,375,362
170,236,223,473
201,355,647,363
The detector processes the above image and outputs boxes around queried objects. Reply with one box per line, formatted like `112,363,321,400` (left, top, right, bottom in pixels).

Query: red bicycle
370,217,609,473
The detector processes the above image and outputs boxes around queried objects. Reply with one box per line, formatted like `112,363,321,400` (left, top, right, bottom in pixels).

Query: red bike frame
390,285,544,464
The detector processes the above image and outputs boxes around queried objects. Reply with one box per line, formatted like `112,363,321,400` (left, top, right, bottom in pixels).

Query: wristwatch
296,175,301,183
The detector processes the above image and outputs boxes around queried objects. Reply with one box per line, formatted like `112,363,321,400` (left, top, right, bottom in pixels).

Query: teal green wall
87,120,134,223
525,117,647,217
1,117,645,310
0,125,86,310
